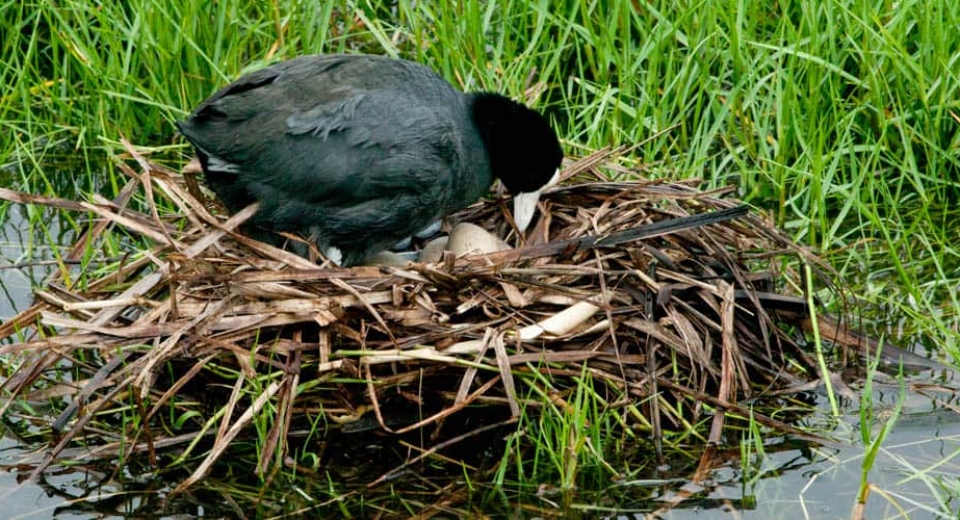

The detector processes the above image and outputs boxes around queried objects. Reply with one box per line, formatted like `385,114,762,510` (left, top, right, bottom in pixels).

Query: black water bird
177,54,563,266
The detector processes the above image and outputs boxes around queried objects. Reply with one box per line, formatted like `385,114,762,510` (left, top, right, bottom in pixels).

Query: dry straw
0,142,885,491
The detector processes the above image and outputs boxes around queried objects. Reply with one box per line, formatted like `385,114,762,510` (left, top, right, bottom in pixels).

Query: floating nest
0,144,883,492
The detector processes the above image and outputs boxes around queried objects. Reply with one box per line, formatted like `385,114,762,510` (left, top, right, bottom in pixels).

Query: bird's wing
177,55,462,212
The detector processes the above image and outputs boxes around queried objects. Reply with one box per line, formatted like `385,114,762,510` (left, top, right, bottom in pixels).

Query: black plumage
177,54,562,266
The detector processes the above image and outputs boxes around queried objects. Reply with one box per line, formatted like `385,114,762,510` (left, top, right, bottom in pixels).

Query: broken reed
0,145,841,490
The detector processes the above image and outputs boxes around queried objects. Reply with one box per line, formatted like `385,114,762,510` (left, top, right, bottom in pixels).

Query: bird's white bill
513,169,560,232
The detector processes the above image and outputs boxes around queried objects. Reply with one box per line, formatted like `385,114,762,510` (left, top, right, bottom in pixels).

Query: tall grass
4,2,958,254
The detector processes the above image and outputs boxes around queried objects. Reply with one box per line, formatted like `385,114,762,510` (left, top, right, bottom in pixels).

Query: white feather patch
323,246,343,266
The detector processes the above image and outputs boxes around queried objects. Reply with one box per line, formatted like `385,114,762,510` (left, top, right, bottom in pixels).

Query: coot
177,54,563,266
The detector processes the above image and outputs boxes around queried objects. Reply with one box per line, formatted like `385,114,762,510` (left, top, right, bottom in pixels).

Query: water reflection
0,204,69,319
1,369,957,518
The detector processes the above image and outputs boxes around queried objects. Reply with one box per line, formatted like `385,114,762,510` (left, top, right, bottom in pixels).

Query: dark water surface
2,372,957,519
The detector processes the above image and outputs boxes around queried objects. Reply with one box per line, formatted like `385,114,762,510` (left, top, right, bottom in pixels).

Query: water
3,379,958,518
0,205,93,519
0,204,55,319
654,371,960,519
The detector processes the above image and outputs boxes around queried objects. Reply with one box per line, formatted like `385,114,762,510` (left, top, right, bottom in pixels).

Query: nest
0,145,867,492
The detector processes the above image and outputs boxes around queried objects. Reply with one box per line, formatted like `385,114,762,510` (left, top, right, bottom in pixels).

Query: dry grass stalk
0,143,859,489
